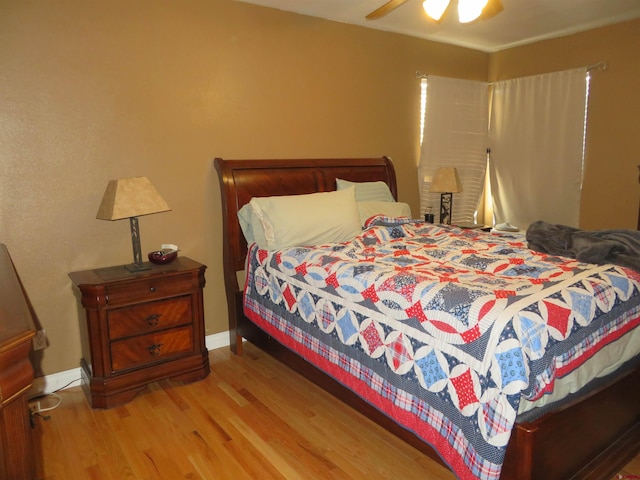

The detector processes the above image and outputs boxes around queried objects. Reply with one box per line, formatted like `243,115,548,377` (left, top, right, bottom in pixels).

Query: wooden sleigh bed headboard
214,156,640,480
215,156,397,276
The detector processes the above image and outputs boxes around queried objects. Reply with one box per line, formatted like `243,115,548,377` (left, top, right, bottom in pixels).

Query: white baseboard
205,330,232,351
28,331,231,399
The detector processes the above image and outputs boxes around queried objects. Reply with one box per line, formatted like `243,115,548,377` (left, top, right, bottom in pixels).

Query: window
418,76,488,226
419,68,590,229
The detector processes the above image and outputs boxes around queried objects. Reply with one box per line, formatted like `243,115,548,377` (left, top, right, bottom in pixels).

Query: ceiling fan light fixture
458,0,489,23
423,0,450,21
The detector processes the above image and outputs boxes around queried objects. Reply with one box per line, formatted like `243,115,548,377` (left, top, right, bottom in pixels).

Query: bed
214,156,640,480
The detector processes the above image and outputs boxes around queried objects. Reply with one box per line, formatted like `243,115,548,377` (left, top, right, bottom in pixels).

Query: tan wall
489,18,640,230
0,0,487,375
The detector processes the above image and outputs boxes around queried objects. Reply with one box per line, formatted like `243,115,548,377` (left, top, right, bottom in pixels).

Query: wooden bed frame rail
214,156,640,480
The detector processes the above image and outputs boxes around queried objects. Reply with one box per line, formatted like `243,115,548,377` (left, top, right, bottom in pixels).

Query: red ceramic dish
148,249,178,265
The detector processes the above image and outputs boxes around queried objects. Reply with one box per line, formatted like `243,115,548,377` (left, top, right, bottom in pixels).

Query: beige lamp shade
429,167,463,194
96,176,171,220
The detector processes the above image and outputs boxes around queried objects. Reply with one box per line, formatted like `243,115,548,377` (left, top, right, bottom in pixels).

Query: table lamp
429,167,462,225
96,176,171,271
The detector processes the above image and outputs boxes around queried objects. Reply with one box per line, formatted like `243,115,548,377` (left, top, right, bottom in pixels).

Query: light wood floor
35,344,640,479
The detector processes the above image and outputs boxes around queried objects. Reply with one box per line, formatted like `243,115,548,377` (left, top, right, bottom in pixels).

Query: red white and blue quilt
243,217,640,480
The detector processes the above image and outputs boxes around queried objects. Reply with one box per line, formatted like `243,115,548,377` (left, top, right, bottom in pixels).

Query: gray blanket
526,220,640,273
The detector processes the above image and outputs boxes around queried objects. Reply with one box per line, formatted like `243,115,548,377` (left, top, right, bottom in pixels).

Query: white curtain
488,68,588,229
419,76,489,225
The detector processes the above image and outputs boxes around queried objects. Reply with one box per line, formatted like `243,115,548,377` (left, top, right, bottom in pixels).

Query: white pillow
336,178,395,203
237,203,268,247
357,201,412,226
249,187,361,250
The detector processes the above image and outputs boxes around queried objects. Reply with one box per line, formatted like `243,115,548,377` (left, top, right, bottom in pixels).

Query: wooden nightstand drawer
108,296,192,340
105,273,194,305
110,325,194,372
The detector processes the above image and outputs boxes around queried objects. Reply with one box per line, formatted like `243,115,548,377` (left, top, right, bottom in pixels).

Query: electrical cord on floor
30,393,62,414
50,377,82,393
28,377,80,426
29,393,62,423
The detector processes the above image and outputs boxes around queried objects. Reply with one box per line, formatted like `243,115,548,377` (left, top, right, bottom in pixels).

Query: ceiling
235,0,640,52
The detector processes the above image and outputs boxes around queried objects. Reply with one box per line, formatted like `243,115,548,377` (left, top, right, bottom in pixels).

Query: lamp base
127,216,151,272
125,262,152,273
439,192,453,225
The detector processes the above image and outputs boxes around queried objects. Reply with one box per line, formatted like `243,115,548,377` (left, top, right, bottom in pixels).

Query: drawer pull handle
146,313,162,327
146,343,163,356
149,286,156,292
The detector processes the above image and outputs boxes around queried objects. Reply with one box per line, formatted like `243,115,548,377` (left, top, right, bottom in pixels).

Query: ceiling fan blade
366,0,410,20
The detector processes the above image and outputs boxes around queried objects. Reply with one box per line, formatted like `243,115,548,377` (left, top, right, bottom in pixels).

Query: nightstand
69,257,210,409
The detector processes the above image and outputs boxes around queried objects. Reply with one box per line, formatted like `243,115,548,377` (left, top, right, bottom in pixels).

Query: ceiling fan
366,0,503,23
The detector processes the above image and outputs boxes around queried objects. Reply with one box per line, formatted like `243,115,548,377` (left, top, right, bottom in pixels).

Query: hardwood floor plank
35,344,640,480
176,377,291,479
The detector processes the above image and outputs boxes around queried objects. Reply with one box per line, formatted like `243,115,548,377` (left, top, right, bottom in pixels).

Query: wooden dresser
0,244,36,480
69,257,210,409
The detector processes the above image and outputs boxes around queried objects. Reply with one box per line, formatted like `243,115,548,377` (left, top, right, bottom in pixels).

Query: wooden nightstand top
69,256,205,286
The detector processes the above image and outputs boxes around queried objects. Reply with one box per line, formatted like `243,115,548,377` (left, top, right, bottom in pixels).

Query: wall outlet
33,330,48,351
29,399,41,414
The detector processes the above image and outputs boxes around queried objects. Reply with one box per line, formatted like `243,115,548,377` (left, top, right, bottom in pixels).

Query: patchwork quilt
243,217,640,480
